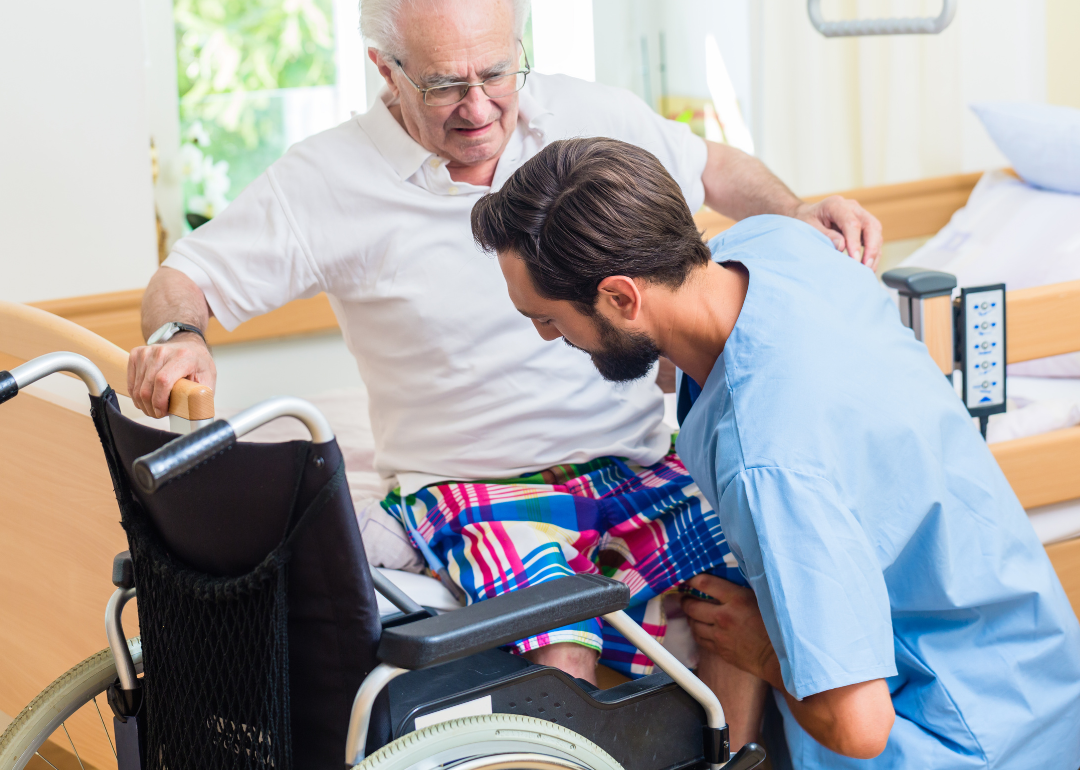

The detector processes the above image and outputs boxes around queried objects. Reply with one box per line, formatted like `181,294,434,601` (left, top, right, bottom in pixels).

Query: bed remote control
959,284,1007,422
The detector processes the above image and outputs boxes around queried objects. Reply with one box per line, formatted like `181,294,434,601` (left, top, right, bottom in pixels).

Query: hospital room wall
591,0,754,132
0,0,1072,307
0,0,161,305
1046,0,1080,110
753,0,1050,198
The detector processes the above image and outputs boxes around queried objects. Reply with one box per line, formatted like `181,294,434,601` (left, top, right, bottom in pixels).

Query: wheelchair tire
356,713,624,770
0,637,142,770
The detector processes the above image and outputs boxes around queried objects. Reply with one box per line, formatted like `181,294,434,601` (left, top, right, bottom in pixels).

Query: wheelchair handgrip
132,419,236,494
0,371,17,406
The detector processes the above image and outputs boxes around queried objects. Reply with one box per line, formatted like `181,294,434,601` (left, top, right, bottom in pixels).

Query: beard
566,312,661,383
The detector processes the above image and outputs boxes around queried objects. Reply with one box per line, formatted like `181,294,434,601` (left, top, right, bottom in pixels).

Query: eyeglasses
395,42,531,107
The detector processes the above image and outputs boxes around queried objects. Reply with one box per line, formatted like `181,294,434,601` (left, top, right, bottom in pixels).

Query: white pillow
971,102,1080,195
899,170,1080,377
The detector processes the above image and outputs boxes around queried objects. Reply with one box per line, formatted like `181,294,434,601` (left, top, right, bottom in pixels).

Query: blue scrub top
675,216,1080,769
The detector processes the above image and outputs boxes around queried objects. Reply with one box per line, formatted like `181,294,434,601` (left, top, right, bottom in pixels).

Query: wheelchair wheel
356,713,624,770
0,638,142,770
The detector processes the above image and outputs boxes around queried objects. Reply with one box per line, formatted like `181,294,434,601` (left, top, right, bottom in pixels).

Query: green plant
174,0,337,217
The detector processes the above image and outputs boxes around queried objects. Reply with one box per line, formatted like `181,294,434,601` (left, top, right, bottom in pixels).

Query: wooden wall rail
31,291,338,353
694,171,983,242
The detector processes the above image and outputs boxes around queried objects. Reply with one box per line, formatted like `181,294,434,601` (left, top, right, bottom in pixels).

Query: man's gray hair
360,0,530,60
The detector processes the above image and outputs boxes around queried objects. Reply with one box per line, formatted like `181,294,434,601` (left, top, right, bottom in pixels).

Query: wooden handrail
0,299,213,419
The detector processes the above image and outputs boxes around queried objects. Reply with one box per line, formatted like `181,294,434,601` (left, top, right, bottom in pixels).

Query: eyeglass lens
425,72,527,106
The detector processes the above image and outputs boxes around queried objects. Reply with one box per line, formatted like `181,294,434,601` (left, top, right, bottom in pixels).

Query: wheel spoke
93,696,117,758
61,722,87,770
33,752,61,770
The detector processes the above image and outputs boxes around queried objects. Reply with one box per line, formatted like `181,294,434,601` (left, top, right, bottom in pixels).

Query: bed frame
1,170,1077,766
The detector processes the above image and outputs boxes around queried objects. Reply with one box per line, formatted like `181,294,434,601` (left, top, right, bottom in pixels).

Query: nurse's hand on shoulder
794,196,883,271
682,573,895,759
128,335,216,419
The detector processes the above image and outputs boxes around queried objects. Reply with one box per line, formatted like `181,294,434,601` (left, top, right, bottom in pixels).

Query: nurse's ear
596,276,643,323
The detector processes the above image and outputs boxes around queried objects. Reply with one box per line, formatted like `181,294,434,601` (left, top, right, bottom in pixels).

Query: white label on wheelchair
414,694,494,730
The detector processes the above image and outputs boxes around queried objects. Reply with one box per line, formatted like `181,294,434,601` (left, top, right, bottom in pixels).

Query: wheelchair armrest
376,574,630,669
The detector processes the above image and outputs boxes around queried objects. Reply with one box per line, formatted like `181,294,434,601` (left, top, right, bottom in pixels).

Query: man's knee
522,642,600,685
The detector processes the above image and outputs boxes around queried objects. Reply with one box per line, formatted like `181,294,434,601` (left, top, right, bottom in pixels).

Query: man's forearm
759,656,893,759
141,266,213,341
701,141,801,221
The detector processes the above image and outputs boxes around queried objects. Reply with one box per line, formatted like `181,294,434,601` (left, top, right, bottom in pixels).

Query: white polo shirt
165,73,708,494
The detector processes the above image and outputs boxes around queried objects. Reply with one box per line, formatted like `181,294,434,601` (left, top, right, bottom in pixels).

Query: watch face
148,323,178,345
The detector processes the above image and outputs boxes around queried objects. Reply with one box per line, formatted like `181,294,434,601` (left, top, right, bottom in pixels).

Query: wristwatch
147,321,207,346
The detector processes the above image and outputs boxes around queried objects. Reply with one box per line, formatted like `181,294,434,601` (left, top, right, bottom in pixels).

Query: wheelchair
0,352,767,770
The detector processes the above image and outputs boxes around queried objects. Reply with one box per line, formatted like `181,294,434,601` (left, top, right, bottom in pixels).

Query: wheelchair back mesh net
89,387,384,769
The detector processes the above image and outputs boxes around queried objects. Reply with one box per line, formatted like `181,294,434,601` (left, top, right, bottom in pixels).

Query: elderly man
129,0,880,741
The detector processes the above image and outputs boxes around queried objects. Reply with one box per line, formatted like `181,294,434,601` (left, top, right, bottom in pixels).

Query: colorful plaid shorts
381,451,745,677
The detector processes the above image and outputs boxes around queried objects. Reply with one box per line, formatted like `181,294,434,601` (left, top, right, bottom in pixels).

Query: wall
1046,0,1080,109
144,0,185,256
0,0,159,304
532,0,596,81
753,0,1047,197
592,0,753,130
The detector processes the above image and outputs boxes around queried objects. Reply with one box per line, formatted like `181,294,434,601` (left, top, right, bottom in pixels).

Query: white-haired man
129,0,881,746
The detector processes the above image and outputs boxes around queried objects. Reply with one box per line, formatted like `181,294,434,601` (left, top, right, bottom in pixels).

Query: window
174,0,365,227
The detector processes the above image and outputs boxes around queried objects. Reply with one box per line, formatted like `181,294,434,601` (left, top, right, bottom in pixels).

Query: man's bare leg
696,647,769,751
523,643,600,685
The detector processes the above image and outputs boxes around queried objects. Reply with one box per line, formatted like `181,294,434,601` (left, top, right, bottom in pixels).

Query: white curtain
753,0,1047,197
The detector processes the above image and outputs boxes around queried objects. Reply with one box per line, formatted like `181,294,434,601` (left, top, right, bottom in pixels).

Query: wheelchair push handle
133,419,237,494
132,395,336,494
0,351,108,405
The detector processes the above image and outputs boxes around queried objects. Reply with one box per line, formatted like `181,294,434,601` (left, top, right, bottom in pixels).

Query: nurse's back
678,215,1080,768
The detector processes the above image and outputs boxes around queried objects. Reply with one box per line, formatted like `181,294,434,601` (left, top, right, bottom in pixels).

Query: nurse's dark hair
471,137,711,314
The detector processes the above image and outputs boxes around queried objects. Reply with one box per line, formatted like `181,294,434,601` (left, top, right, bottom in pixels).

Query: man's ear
369,48,399,95
596,276,642,321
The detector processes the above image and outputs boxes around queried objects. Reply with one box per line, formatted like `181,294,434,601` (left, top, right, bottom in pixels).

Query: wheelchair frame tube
603,611,728,733
9,351,108,397
372,569,426,616
106,587,139,691
345,662,409,766
226,396,335,444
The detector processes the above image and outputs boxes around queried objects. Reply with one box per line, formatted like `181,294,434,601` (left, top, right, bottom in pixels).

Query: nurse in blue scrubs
475,136,1080,768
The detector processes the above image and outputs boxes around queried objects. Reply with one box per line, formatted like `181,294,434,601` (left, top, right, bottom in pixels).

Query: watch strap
149,322,207,345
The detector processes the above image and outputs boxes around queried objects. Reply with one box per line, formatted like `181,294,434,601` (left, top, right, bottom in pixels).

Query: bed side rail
1005,279,1080,364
